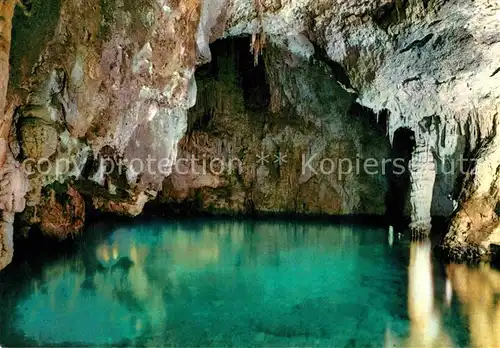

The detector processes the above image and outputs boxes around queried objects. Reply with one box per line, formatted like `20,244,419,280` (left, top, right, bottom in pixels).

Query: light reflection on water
446,263,500,347
0,219,499,346
385,240,453,347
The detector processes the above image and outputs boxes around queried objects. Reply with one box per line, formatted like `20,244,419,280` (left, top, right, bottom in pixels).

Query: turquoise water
0,219,497,347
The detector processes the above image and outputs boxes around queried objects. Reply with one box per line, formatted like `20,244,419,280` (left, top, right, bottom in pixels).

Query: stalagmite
408,139,436,237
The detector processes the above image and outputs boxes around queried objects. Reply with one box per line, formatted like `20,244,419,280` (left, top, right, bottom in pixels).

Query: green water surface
0,219,494,347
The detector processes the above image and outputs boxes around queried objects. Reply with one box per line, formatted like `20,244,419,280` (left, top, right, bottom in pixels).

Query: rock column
408,139,436,236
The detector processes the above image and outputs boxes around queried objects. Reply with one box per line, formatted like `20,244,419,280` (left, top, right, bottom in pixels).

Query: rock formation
443,133,500,259
160,39,390,215
0,0,29,270
193,0,500,253
0,0,499,269
6,0,200,246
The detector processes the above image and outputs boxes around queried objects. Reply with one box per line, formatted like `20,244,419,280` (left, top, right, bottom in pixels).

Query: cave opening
386,127,416,229
188,37,271,134
349,103,389,134
234,39,271,112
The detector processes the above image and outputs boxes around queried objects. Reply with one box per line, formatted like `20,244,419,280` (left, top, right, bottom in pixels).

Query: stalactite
250,0,266,67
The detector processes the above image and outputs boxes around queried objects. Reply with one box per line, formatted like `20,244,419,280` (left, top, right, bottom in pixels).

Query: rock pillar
408,139,436,236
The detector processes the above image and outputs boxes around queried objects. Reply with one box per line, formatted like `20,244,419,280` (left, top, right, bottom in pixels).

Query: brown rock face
92,191,151,217
39,186,85,239
160,39,390,215
18,119,59,161
442,135,500,260
4,0,202,245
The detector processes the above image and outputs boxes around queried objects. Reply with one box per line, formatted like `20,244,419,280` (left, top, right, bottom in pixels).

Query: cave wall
215,0,500,248
7,0,201,232
1,0,202,269
160,38,390,215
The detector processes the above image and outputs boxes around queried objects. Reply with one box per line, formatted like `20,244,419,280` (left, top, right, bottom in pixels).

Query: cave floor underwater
0,217,498,347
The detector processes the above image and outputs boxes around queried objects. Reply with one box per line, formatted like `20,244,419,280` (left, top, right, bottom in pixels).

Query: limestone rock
443,132,500,260
92,191,153,217
217,0,500,244
160,41,390,216
18,119,59,161
3,0,202,247
0,212,15,271
39,185,85,239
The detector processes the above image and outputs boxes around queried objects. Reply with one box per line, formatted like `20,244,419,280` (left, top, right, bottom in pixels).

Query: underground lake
1,218,498,347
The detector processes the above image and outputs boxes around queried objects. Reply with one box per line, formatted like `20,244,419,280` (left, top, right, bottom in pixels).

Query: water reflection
387,240,500,348
447,263,500,347
1,219,500,346
385,240,453,347
4,220,380,346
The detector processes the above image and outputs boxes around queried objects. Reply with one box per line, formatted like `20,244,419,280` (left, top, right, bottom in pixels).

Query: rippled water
0,218,498,347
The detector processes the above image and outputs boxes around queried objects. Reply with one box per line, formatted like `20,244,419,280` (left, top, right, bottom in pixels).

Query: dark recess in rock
235,39,271,111
418,114,441,133
378,109,389,131
372,0,407,31
10,0,61,87
161,36,390,217
349,103,388,134
386,127,416,229
400,33,434,53
188,37,271,133
312,43,356,93
402,76,421,85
